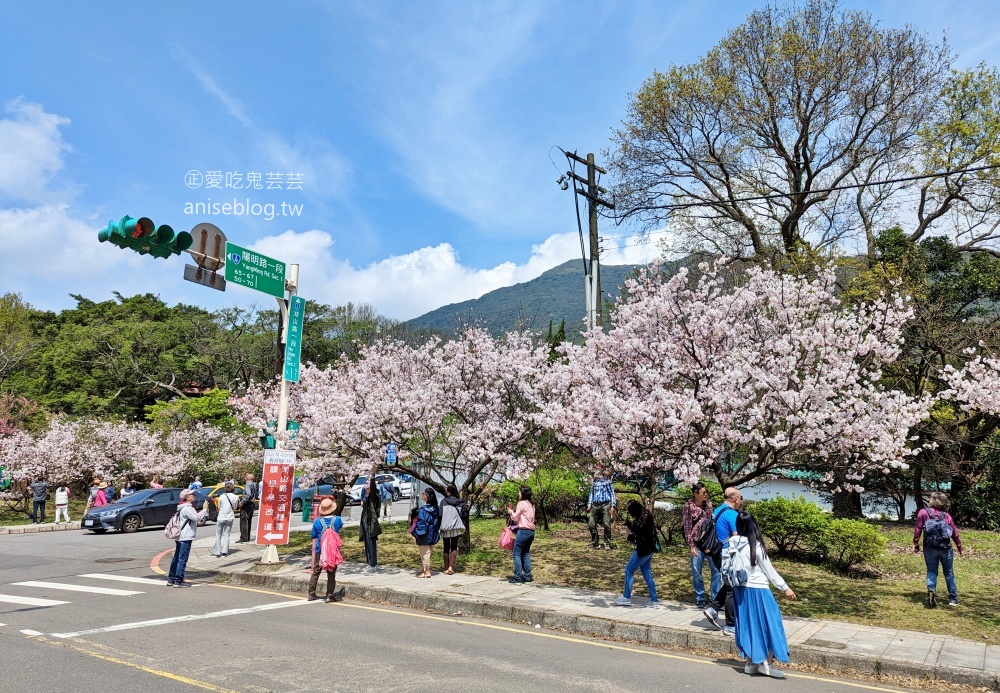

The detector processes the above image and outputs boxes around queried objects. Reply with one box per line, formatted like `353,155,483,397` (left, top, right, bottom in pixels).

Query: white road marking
76,573,167,586
0,594,70,607
20,629,42,636
12,581,142,596
50,598,312,638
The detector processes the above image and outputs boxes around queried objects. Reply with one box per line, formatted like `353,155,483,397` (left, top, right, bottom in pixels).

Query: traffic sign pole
277,264,299,443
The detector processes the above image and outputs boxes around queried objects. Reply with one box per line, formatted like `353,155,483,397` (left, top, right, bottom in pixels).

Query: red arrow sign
255,450,296,546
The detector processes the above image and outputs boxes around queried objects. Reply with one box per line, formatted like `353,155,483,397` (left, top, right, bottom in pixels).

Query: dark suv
82,488,184,533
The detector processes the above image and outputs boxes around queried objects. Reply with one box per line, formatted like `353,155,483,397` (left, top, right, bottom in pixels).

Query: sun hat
98,482,108,489
319,498,336,516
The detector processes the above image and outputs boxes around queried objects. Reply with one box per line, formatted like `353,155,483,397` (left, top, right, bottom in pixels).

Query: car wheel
90,528,107,534
121,514,142,533
392,489,401,502
292,498,303,513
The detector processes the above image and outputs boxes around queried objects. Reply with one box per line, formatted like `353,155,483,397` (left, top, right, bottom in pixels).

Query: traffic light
98,215,193,258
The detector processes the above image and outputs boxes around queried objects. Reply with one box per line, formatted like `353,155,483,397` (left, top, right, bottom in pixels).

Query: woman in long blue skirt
728,511,797,678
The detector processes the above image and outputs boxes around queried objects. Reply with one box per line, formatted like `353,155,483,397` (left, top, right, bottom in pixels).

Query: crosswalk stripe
77,573,167,586
0,594,70,607
12,581,142,596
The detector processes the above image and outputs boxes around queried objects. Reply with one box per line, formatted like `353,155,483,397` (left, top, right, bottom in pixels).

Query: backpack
318,519,344,570
164,510,182,540
923,509,954,550
720,538,751,587
695,505,726,555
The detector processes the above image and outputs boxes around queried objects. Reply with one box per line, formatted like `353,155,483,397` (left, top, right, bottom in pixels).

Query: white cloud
0,98,71,205
247,228,661,321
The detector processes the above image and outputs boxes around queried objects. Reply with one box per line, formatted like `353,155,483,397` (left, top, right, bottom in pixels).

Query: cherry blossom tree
545,261,931,490
234,329,555,501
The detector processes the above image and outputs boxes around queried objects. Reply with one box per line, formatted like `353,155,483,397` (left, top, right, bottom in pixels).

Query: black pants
32,501,45,523
308,552,337,599
239,504,254,542
442,536,460,553
363,535,377,567
709,550,736,626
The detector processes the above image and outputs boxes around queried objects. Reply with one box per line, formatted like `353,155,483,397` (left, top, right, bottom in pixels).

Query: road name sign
284,296,306,382
255,450,296,546
225,242,286,298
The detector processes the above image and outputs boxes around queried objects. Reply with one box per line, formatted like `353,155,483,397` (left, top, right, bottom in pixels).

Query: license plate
84,520,93,526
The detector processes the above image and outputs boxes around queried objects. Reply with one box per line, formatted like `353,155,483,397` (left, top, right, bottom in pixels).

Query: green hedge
821,518,887,569
752,495,830,556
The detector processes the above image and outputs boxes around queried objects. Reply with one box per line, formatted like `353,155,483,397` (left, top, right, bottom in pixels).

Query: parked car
192,484,258,523
82,488,184,533
347,473,412,504
290,475,339,514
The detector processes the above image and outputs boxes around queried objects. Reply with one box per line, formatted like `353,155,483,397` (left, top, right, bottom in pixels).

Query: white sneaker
646,601,661,609
613,595,632,606
744,662,759,675
703,605,722,630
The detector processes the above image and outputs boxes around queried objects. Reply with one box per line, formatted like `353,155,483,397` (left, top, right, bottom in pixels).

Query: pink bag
499,525,516,551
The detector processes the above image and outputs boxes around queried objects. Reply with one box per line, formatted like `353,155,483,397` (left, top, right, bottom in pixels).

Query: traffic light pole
276,264,299,445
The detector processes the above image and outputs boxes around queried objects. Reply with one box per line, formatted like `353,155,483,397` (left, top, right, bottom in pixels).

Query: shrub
752,495,830,556
497,469,587,523
821,518,887,569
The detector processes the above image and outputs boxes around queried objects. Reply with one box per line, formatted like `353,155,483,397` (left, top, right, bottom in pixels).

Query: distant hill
405,260,649,338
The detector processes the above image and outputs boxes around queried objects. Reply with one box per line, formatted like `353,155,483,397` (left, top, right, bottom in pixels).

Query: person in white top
54,483,71,523
727,511,796,679
212,481,241,557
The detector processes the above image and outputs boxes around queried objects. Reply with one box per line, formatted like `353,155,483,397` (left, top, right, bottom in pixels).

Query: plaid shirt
682,498,714,549
588,477,616,507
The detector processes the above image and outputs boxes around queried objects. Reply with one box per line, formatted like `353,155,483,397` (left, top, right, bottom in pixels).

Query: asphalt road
0,528,920,693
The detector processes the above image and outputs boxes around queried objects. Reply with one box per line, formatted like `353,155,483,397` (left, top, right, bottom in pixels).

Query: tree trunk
831,489,863,517
912,465,924,513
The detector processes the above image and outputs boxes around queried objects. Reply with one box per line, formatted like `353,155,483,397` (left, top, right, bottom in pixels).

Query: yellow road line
149,549,171,576
334,602,908,693
33,636,241,693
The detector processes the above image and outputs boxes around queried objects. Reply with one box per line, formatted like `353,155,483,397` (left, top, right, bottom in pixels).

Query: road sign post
284,296,306,383
257,450,296,564
225,242,286,298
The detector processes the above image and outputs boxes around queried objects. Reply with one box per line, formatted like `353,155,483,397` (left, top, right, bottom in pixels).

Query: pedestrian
104,479,116,503
150,475,163,489
439,484,466,575
683,482,722,608
412,488,441,578
211,481,240,557
587,469,616,550
121,479,137,498
188,475,203,491
93,482,110,508
237,472,257,543
29,475,47,524
703,486,742,636
84,478,101,515
308,498,345,602
914,491,964,607
359,468,382,572
506,486,536,584
614,500,660,608
729,511,796,678
379,478,393,519
167,489,209,588
54,482,71,524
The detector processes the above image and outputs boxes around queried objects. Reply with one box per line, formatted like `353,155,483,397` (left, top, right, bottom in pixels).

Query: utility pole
563,151,615,330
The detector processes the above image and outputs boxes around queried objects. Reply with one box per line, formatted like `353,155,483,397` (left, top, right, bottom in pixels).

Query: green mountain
405,260,648,337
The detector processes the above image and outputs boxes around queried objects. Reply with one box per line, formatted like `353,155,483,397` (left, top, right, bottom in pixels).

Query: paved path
185,533,1000,689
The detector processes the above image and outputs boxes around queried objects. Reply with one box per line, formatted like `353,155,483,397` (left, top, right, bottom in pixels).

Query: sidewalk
185,534,1000,689
0,521,81,535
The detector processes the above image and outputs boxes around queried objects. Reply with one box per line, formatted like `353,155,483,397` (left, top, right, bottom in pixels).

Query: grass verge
281,516,1000,644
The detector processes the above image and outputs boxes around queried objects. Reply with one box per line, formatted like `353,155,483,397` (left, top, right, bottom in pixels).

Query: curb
201,563,999,690
0,522,81,535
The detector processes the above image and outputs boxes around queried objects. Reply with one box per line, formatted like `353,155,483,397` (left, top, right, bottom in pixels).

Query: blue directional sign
386,442,398,463
284,296,306,382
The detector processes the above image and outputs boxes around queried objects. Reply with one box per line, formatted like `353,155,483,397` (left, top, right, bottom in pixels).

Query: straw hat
319,498,336,516
98,482,108,489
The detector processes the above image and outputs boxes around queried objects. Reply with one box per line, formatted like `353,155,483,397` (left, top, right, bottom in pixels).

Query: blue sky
2,1,999,320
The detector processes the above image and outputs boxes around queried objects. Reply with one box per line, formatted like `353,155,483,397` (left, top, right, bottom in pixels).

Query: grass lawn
282,516,1000,644
0,498,89,526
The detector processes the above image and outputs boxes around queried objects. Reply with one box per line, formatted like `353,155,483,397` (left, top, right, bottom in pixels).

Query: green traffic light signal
97,215,192,258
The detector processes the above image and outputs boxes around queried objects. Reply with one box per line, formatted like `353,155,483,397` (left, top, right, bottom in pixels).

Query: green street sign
224,242,286,298
284,295,306,382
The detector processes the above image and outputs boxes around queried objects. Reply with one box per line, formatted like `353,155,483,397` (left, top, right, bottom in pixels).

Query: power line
605,162,1000,223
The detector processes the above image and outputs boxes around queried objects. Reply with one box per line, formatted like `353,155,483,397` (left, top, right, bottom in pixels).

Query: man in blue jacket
703,486,742,636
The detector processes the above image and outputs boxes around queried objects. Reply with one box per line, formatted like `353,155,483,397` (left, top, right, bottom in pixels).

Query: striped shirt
588,477,616,507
